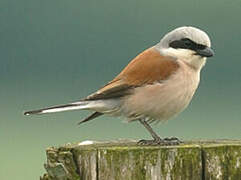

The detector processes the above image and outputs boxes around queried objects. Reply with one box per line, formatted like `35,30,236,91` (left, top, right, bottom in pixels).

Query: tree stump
40,140,241,180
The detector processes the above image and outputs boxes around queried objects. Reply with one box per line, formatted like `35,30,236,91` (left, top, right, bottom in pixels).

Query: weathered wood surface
40,140,241,180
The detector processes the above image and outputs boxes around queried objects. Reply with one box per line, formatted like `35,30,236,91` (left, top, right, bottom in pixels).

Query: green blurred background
1,0,241,179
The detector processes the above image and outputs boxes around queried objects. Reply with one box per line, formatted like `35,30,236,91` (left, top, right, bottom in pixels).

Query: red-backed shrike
24,26,214,145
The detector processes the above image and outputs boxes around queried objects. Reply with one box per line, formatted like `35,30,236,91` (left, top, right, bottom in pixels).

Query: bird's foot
163,137,183,143
138,137,182,146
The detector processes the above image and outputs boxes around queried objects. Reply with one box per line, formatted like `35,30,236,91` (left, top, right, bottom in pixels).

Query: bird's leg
138,118,161,141
138,118,181,146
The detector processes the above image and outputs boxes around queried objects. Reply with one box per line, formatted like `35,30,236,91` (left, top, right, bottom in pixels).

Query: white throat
155,45,206,70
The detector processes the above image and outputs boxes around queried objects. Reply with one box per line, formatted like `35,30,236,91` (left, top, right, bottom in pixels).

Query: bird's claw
138,137,182,146
163,137,183,143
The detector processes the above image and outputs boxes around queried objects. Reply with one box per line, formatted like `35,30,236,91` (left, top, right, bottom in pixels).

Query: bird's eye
182,39,192,48
169,38,196,50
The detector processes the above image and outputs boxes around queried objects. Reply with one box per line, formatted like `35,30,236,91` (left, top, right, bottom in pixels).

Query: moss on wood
40,140,241,180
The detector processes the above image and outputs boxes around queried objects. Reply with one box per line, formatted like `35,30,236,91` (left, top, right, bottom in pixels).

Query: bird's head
157,26,214,69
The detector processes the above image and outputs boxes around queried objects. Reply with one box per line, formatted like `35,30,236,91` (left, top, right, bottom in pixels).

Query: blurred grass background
1,0,241,179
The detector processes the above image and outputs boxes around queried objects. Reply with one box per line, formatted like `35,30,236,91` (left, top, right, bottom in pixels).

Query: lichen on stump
40,140,241,180
203,144,241,180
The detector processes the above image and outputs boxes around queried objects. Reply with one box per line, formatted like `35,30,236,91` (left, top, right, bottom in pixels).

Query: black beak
196,47,214,57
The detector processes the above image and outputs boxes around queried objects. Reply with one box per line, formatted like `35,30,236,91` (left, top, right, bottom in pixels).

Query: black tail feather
24,109,43,115
78,112,103,125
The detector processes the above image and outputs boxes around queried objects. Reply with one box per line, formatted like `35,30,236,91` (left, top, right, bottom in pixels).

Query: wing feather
85,47,179,101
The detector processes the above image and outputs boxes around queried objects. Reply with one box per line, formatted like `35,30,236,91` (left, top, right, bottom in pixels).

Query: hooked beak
196,47,214,57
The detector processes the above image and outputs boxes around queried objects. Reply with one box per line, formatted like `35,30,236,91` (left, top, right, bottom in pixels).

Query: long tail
24,101,89,115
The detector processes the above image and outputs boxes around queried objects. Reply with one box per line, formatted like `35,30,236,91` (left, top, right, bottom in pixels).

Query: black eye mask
169,38,214,57
169,38,206,51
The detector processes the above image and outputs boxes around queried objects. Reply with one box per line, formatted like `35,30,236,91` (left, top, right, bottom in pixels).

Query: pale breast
121,61,200,122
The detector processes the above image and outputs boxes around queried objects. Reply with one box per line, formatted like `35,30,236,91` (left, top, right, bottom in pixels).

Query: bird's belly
122,70,200,122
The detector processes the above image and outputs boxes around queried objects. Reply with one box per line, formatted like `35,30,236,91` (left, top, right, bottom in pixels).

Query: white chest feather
122,61,200,122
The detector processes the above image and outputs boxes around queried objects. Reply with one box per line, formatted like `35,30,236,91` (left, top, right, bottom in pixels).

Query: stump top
50,139,241,152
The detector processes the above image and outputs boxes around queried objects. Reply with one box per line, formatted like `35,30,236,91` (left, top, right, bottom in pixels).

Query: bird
24,26,214,145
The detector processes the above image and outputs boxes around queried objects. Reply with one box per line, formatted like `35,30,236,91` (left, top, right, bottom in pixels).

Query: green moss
158,147,202,180
98,147,147,180
41,140,241,180
203,145,241,180
96,145,202,180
